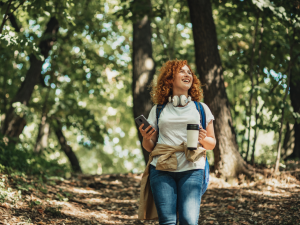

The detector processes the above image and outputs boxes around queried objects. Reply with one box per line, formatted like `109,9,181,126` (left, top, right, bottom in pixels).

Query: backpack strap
194,101,206,129
194,101,209,196
156,104,166,133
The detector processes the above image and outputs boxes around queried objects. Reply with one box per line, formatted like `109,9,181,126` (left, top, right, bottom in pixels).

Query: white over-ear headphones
168,95,192,107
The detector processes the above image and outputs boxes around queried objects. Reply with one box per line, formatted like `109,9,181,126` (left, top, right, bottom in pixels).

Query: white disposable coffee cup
187,124,200,150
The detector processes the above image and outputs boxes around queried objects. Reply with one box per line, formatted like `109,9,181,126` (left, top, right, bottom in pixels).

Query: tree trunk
34,87,51,153
34,121,50,153
53,118,82,173
282,122,291,158
274,65,291,173
274,28,295,173
188,0,247,179
288,70,300,159
8,13,20,32
132,0,156,165
1,17,59,138
251,17,264,165
245,13,260,162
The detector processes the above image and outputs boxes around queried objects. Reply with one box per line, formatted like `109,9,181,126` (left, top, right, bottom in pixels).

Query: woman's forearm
142,138,156,152
199,136,216,150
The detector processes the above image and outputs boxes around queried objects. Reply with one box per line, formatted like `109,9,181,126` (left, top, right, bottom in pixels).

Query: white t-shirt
147,102,214,172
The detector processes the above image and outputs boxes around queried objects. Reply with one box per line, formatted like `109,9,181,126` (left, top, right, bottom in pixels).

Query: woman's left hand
198,128,207,141
198,121,216,149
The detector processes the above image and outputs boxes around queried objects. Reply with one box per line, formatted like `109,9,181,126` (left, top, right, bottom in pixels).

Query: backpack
156,101,210,196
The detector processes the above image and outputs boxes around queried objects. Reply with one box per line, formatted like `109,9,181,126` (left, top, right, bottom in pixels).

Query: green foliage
212,0,300,161
0,134,70,177
114,0,166,22
0,175,22,204
28,200,42,208
45,206,63,217
0,0,145,174
1,0,299,175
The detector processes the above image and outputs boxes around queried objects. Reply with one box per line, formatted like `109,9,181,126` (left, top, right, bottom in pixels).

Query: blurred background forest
0,0,299,178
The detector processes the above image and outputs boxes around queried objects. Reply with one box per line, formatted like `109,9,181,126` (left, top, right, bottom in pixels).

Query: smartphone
135,115,152,132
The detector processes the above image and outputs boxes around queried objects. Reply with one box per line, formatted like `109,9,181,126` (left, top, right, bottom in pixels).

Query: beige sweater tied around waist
138,142,206,220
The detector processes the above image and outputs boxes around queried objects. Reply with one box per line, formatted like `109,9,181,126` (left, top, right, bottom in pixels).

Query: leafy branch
0,0,26,34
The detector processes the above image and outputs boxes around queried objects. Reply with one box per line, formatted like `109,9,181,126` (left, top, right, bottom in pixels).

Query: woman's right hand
139,124,156,140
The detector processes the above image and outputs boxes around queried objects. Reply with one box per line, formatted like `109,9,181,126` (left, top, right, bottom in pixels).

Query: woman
138,60,216,225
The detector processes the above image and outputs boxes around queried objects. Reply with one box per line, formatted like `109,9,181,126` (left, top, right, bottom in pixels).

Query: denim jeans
149,164,204,225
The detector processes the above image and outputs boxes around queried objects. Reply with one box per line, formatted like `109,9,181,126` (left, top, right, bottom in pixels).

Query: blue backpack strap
156,104,166,133
194,101,206,129
194,101,209,196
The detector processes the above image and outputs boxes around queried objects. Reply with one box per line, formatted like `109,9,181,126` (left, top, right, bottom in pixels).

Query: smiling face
172,65,193,96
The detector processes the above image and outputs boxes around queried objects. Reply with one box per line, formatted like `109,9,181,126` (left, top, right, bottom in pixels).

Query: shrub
0,135,70,177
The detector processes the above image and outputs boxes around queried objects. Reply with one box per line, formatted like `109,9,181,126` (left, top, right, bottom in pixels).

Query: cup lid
187,124,199,130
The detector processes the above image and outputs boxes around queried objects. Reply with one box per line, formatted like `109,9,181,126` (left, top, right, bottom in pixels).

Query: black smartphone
135,115,152,132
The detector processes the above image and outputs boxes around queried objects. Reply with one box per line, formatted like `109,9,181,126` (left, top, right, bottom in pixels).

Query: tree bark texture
289,71,300,159
132,0,156,165
8,13,20,32
188,0,246,178
34,121,50,154
251,17,264,165
54,118,82,173
34,87,51,153
274,65,291,173
245,13,260,162
1,17,59,138
282,123,292,158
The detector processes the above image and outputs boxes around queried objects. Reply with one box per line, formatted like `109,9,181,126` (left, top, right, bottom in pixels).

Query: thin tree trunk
8,13,20,32
274,73,291,173
254,66,289,134
1,17,59,138
251,16,264,165
274,30,295,174
287,69,300,159
251,112,259,165
245,12,260,162
1,72,8,115
187,0,247,179
132,0,156,165
282,122,291,158
34,87,51,153
53,118,82,173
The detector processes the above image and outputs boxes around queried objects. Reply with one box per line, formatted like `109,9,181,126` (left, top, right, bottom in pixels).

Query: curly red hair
150,59,203,105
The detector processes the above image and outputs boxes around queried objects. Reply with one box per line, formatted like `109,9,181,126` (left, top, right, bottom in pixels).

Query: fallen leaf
0,203,10,209
227,205,235,210
37,208,44,214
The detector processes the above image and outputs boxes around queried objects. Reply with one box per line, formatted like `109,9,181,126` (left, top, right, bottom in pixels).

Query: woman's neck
172,90,188,97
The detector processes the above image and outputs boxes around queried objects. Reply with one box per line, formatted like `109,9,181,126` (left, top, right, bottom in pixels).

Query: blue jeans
149,164,204,225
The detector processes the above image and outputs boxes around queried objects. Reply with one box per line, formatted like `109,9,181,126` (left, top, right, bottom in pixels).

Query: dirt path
0,165,299,224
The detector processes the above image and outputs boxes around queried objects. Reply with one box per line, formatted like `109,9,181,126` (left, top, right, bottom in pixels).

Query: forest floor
0,160,299,225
